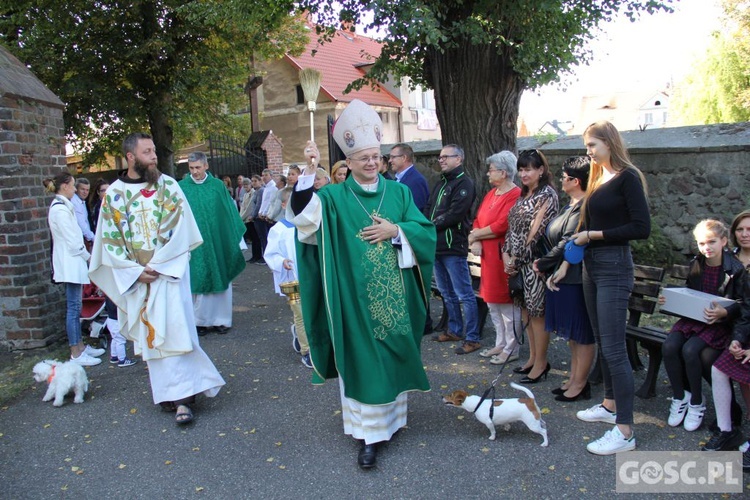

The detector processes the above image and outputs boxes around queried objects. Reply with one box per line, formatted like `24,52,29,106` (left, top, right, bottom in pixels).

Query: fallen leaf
467,385,476,389
64,458,71,462
540,407,550,414
565,476,571,481
130,409,137,414
583,436,590,441
43,424,51,429
118,464,126,469
71,466,80,472
165,460,172,465
192,447,200,451
195,487,204,492
61,485,68,491
668,434,676,439
579,488,587,493
481,447,490,453
275,442,282,447
440,385,448,389
548,465,555,470
266,457,274,462
250,428,256,433
279,465,286,469
271,395,279,399
218,433,226,437
457,415,464,420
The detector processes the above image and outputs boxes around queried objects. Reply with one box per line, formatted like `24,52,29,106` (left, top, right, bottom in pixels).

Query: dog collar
47,365,55,384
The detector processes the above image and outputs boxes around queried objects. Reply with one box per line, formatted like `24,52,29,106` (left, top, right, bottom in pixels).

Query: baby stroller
80,283,111,349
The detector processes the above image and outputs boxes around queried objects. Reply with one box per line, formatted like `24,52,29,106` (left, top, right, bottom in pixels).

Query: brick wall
262,132,284,173
1,47,67,350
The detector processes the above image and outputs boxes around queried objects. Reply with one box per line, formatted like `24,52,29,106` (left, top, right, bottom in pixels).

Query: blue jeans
65,283,83,347
582,246,635,425
434,254,480,342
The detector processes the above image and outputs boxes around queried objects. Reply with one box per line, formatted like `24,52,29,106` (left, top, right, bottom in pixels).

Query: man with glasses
425,145,480,354
287,99,436,469
389,143,429,211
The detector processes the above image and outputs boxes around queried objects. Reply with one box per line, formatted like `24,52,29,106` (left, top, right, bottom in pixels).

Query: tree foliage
1,0,307,173
300,0,673,192
672,0,750,125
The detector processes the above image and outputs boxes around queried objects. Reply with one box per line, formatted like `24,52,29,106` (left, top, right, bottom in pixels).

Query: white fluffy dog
443,382,549,446
32,360,89,407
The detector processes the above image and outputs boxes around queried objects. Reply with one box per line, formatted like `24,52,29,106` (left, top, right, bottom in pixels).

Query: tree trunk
148,106,175,178
425,41,525,201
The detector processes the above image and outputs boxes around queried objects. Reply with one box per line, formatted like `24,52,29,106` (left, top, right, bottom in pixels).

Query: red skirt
713,349,750,384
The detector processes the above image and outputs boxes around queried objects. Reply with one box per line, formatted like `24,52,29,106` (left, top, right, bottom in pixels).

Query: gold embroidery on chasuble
362,228,409,341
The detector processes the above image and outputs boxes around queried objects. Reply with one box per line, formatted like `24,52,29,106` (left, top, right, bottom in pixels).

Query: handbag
508,272,524,299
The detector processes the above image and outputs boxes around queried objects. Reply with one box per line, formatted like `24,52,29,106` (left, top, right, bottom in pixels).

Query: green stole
179,173,246,294
298,175,436,405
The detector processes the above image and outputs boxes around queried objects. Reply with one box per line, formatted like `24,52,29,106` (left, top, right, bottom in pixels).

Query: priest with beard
89,132,225,425
287,100,436,469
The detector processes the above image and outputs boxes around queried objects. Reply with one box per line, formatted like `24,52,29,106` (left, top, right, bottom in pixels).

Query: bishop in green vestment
287,99,436,469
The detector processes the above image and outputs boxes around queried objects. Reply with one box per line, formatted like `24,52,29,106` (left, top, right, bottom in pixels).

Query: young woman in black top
569,121,650,455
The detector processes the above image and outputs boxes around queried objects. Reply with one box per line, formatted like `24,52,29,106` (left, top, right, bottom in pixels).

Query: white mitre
332,99,383,156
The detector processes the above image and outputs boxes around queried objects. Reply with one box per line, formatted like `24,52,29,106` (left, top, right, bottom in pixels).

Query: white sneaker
683,402,706,431
577,404,617,424
667,391,691,427
587,425,636,455
84,345,106,358
71,353,102,366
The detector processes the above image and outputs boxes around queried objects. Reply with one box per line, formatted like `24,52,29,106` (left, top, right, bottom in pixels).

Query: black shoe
702,428,744,451
197,326,209,337
554,382,592,402
551,387,566,395
357,442,378,469
215,326,230,334
743,446,750,471
520,363,551,384
513,365,533,375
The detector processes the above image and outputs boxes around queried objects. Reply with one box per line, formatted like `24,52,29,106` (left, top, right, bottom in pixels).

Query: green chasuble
179,172,246,294
297,175,436,405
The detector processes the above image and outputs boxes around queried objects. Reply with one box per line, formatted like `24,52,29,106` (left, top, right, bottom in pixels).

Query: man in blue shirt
389,143,429,211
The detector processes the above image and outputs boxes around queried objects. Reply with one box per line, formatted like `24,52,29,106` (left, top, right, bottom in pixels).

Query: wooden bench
430,252,489,335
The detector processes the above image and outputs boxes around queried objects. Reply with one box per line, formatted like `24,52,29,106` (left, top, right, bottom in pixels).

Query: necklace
489,183,513,209
346,180,387,222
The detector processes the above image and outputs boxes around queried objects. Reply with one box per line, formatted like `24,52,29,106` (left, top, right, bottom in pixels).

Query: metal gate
207,134,267,178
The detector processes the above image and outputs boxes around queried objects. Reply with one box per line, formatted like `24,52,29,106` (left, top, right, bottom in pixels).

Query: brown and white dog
443,383,548,446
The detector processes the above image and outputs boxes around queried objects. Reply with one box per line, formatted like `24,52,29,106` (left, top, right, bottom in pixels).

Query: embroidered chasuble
89,174,203,360
290,175,436,405
179,172,246,294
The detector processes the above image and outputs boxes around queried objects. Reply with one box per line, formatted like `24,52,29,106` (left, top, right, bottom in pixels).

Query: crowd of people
44,102,750,470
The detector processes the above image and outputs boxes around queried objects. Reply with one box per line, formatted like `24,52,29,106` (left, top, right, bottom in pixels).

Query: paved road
0,261,744,498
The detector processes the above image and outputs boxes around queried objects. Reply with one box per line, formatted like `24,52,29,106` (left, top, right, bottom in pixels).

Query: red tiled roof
286,26,401,109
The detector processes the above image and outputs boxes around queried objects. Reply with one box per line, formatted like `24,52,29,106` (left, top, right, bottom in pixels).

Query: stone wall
0,47,67,349
389,122,750,256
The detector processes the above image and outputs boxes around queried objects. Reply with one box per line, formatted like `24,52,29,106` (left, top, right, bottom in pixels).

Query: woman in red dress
468,151,522,365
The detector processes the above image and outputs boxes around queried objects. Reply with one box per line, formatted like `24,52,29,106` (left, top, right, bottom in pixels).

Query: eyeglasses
389,154,405,159
350,154,381,164
438,154,459,161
